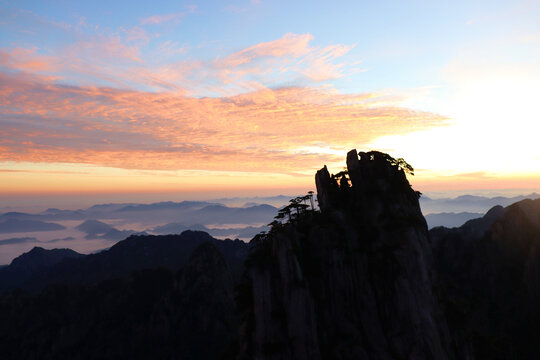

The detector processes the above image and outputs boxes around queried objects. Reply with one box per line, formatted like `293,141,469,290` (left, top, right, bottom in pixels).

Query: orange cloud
0,71,446,173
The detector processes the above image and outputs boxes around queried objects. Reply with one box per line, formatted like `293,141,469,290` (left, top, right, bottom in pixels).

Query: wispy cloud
219,33,313,67
0,31,356,96
141,12,186,25
65,36,142,63
122,26,150,45
206,33,356,94
0,237,37,245
140,6,196,26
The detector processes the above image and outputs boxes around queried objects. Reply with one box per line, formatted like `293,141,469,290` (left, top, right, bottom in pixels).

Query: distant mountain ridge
0,200,277,223
0,218,66,234
0,201,277,265
424,211,483,228
420,192,540,214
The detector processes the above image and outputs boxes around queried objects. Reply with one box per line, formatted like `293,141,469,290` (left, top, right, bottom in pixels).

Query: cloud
0,237,37,245
65,36,142,63
450,172,493,179
47,237,76,243
141,11,189,25
211,33,355,88
123,26,150,45
219,33,313,67
0,29,446,176
0,31,356,96
156,40,187,56
0,47,60,72
0,71,446,173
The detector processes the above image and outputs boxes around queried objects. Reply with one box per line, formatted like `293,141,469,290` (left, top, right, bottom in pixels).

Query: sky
1,0,540,209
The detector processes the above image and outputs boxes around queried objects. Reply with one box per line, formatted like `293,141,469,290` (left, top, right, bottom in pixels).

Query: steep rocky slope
433,198,540,359
236,150,460,360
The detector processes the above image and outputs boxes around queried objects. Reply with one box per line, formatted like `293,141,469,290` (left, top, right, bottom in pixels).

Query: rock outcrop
237,150,459,360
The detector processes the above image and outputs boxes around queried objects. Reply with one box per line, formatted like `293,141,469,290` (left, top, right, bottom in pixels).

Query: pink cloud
65,36,142,63
299,44,356,81
0,71,446,173
123,26,150,45
0,31,356,96
0,47,60,72
210,33,356,89
219,33,314,67
141,13,186,25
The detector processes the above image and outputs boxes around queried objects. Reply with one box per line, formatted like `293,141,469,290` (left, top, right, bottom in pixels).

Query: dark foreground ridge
2,150,540,359
0,230,249,295
0,242,238,360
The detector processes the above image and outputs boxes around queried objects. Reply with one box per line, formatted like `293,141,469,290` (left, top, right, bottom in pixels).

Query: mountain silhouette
0,242,237,360
432,198,540,359
1,150,540,359
0,218,65,233
236,150,453,359
0,247,84,295
0,230,249,295
424,211,483,228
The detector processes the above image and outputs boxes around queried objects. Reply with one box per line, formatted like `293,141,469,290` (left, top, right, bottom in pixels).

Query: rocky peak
237,150,457,360
316,149,425,231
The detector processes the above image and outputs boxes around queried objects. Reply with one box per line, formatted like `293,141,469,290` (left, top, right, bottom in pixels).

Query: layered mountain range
1,150,540,359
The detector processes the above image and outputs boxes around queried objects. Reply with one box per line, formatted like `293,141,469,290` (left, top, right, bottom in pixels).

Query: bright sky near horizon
1,0,539,206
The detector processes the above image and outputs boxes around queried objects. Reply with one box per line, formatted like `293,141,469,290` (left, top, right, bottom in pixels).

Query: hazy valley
2,193,539,265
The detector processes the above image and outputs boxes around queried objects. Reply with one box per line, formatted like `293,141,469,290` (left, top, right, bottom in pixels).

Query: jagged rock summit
237,150,459,360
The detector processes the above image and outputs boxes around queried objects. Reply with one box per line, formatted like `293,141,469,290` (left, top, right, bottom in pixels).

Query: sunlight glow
369,72,540,183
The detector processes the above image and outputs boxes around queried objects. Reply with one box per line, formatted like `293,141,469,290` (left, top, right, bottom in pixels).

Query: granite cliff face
236,150,460,360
